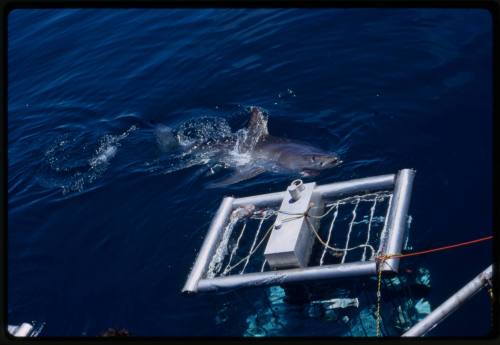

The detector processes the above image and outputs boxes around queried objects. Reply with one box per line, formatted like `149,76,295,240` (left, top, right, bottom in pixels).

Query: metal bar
402,265,493,337
197,261,377,292
377,194,393,254
315,174,395,199
232,190,285,208
182,197,234,294
381,169,416,272
231,174,395,208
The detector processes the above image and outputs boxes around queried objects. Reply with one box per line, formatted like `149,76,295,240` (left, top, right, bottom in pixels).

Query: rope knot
375,254,391,263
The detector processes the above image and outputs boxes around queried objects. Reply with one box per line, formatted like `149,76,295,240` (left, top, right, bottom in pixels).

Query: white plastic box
264,181,324,269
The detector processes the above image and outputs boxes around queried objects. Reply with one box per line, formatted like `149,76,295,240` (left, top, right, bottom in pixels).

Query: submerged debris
311,298,360,310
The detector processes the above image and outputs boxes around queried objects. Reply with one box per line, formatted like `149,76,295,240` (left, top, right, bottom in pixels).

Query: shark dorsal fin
236,106,269,153
247,106,269,139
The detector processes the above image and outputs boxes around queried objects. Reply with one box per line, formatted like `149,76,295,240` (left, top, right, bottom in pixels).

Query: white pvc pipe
402,265,493,337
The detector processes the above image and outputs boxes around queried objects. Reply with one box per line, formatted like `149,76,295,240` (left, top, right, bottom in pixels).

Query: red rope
380,235,493,260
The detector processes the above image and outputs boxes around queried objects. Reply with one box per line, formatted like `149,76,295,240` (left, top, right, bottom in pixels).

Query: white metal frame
183,169,416,294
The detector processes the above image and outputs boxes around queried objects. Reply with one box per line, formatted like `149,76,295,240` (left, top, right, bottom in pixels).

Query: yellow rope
222,221,275,274
375,256,386,337
223,215,303,274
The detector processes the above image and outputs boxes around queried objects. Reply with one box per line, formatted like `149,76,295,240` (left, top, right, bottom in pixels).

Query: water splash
154,124,177,152
41,125,137,194
89,125,137,169
206,212,240,279
152,116,239,175
176,116,232,148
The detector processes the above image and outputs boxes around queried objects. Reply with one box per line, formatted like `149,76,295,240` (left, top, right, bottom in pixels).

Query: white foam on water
89,125,137,169
176,116,232,147
227,148,253,167
154,116,237,175
42,125,137,194
89,145,117,168
206,210,241,279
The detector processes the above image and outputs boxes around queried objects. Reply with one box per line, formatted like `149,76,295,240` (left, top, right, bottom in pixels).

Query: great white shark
157,106,342,187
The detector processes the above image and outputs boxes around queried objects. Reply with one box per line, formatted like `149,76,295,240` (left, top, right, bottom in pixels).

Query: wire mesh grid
205,190,394,279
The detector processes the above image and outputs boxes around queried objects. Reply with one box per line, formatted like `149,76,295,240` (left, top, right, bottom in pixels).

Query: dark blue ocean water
7,8,493,336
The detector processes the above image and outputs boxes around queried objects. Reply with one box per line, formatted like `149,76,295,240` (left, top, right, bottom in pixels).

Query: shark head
271,142,342,176
298,152,342,172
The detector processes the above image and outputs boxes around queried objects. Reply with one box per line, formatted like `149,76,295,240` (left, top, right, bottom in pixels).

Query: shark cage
182,169,428,336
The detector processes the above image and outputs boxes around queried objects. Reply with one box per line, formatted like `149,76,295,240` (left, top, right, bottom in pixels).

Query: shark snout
321,156,342,168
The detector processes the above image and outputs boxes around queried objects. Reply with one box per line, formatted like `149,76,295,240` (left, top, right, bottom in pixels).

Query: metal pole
382,169,416,272
402,265,493,337
197,261,377,292
232,190,285,208
315,173,395,199
182,197,234,294
232,173,396,208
